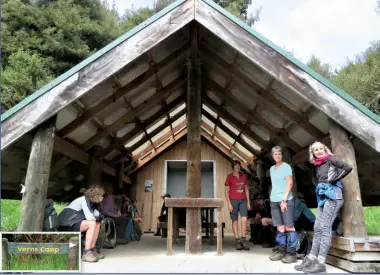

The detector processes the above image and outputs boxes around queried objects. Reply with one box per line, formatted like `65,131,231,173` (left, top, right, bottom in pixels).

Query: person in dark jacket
57,185,105,263
154,193,171,236
295,141,352,273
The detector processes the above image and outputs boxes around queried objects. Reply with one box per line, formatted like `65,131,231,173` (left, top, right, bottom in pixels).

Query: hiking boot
249,224,262,244
241,237,250,250
154,232,161,236
117,238,128,245
294,257,314,271
82,251,98,263
303,260,326,273
282,252,297,263
235,239,243,250
93,251,105,260
269,246,286,261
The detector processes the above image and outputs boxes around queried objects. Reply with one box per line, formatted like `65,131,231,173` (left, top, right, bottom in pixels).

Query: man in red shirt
225,160,251,250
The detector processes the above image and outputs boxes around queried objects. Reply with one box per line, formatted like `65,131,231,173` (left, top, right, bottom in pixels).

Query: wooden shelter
1,0,380,270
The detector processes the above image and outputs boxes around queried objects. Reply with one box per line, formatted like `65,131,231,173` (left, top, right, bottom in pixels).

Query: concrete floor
82,234,347,273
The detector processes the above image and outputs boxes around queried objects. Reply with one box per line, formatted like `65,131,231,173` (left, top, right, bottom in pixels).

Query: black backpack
43,199,58,231
296,229,311,259
98,218,117,249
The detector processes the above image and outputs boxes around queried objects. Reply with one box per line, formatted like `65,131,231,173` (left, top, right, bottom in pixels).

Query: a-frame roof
2,0,380,203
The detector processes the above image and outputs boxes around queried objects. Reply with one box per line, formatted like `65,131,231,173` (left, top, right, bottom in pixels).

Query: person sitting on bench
249,194,276,248
294,195,316,232
101,187,129,245
130,199,142,225
154,193,171,236
57,185,105,263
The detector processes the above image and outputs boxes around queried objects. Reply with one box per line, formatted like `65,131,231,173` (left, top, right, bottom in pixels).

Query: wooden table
165,198,224,256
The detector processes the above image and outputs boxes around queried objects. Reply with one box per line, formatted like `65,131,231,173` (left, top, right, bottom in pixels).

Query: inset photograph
2,232,81,272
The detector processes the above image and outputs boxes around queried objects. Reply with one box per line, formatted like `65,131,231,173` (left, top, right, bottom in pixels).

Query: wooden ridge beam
205,77,302,152
53,135,131,183
100,95,186,157
201,129,254,177
57,43,189,138
199,43,325,141
126,128,188,175
202,96,271,150
202,109,262,159
109,107,187,166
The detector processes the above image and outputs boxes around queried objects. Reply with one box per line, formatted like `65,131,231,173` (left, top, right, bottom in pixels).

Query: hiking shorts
230,199,248,221
270,199,294,227
58,221,81,232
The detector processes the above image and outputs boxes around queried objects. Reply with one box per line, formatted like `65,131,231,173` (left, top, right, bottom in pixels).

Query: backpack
296,229,311,259
124,219,141,242
99,218,117,249
43,199,58,231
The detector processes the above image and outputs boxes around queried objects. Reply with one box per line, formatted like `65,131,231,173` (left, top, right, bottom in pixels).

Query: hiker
101,187,129,245
269,146,297,263
130,199,142,225
154,193,171,236
249,194,275,248
57,185,105,262
295,141,352,273
225,160,251,250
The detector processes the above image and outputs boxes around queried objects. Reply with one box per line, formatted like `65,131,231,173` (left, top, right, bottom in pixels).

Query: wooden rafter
201,129,254,177
202,96,271,151
53,135,131,183
126,128,188,175
109,106,187,166
202,109,261,159
199,43,325,141
204,77,302,152
101,95,186,158
56,43,188,139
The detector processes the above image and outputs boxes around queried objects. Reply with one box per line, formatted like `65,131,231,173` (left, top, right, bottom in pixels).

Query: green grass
1,199,67,231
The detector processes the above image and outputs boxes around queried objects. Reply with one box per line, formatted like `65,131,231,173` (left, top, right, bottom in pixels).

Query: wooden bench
165,198,224,256
158,221,226,239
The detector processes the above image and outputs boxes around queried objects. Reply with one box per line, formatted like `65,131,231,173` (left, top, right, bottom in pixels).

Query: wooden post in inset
256,161,265,193
329,120,367,238
167,207,173,256
2,238,10,270
85,146,103,188
185,22,202,255
282,147,298,199
217,208,223,256
18,117,56,231
68,237,79,270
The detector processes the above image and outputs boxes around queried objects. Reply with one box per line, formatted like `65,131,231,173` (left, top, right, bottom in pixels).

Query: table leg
217,208,222,255
210,208,214,245
206,208,209,238
173,208,178,245
167,207,173,255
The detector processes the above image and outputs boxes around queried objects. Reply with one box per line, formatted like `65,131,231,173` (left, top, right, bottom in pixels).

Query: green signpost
2,237,79,271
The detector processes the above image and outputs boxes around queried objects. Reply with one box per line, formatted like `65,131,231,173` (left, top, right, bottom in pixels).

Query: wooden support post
116,162,124,189
18,117,56,231
210,209,215,245
185,22,202,254
85,146,103,188
68,237,79,270
217,208,223,255
167,207,173,256
256,161,265,192
2,238,10,270
329,120,367,238
282,147,298,199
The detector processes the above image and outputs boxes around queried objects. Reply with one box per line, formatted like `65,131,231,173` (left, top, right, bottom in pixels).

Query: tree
214,0,261,26
307,55,333,80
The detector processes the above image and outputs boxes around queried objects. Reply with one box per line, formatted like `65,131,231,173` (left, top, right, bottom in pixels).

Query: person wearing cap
250,194,276,248
154,193,171,236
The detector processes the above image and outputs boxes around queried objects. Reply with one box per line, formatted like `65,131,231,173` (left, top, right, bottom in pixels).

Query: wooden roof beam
202,108,261,159
56,43,189,139
109,106,187,166
126,128,188,175
202,96,272,151
100,95,186,158
52,135,131,183
205,77,302,152
199,44,325,141
201,129,254,177
80,75,185,151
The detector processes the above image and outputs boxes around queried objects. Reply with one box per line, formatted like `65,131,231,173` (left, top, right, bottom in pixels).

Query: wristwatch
281,200,287,203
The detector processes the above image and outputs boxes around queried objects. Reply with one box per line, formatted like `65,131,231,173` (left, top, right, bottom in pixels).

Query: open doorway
163,160,217,221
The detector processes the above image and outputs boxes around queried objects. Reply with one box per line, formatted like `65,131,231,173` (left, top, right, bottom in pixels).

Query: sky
112,0,380,70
